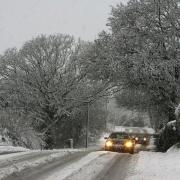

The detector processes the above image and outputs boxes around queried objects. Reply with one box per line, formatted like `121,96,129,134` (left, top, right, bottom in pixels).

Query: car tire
129,149,134,154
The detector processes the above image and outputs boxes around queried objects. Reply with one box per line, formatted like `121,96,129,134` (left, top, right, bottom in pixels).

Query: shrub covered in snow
0,127,44,149
156,120,178,152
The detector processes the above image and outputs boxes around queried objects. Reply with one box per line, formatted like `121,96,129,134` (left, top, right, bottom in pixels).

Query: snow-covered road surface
2,150,134,180
57,152,132,180
0,149,86,180
1,147,180,180
97,153,135,180
18,151,92,180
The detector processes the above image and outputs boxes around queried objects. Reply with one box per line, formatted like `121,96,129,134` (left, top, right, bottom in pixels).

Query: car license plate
115,144,123,149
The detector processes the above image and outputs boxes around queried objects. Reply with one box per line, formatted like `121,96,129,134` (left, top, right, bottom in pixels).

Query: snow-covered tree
0,34,109,148
83,0,180,129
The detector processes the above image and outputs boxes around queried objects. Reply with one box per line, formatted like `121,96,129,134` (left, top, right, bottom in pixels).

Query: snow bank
0,145,29,153
167,143,180,153
0,151,36,162
127,150,180,180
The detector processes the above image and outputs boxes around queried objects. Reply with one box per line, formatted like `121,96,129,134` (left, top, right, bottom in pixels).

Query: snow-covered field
127,146,180,180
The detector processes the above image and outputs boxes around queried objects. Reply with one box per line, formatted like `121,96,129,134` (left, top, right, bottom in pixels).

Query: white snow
0,148,117,180
0,144,179,180
143,127,155,134
127,148,180,180
114,126,155,135
43,151,117,180
0,149,84,179
66,152,117,180
0,145,29,153
0,152,67,179
167,120,176,126
175,104,180,118
167,143,180,153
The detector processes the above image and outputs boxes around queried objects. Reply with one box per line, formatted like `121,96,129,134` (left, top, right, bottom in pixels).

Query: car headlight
135,137,139,141
125,141,133,148
105,141,113,147
143,137,147,141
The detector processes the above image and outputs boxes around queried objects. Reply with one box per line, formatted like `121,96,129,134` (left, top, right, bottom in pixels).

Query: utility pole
105,97,108,131
86,102,90,148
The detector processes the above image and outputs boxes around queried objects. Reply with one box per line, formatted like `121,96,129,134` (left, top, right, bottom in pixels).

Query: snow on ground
0,148,117,180
167,143,180,153
0,150,34,161
0,145,29,153
127,148,180,180
0,148,84,179
44,151,117,180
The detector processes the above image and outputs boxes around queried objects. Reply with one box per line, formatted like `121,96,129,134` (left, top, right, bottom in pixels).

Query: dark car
104,132,135,154
132,135,149,145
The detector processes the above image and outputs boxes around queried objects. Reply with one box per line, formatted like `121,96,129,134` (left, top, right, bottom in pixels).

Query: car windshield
109,133,129,139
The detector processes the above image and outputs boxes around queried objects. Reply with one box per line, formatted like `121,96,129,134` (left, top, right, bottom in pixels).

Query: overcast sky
0,0,128,53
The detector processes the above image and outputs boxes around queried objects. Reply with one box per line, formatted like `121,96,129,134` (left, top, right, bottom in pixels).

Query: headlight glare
125,141,133,148
106,141,113,147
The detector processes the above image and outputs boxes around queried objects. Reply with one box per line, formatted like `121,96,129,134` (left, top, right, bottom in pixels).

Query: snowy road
1,150,135,180
97,153,134,180
2,148,179,180
4,150,90,180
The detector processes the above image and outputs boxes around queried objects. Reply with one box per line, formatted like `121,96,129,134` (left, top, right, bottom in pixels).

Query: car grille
113,140,124,144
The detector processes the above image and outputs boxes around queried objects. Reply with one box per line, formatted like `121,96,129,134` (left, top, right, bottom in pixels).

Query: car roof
110,132,128,135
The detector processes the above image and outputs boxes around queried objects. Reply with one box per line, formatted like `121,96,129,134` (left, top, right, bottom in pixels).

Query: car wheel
129,149,134,154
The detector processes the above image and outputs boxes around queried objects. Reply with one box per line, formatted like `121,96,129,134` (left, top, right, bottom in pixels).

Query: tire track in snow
43,151,109,180
4,150,90,180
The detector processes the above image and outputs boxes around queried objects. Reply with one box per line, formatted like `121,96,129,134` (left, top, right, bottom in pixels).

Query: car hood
107,138,127,144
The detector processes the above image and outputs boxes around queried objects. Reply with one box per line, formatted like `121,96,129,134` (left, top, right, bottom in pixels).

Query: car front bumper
105,144,134,153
